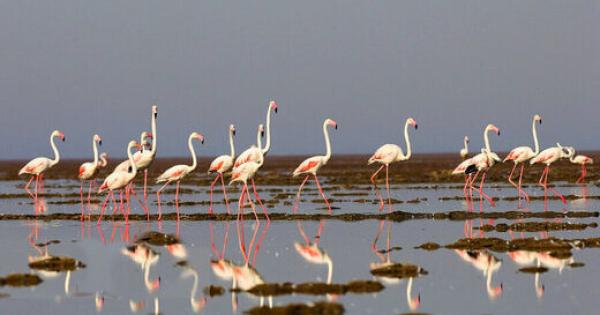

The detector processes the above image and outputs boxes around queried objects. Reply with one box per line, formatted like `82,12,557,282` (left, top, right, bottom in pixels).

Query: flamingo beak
334,123,338,130
272,101,278,113
99,140,103,146
232,129,236,136
414,123,418,130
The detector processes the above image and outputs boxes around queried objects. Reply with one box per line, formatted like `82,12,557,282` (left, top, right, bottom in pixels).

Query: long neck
127,144,137,174
229,130,235,159
92,139,99,166
99,154,108,167
187,135,198,172
323,122,332,161
190,272,198,303
403,120,412,159
532,119,540,154
262,107,273,154
484,128,492,152
50,135,60,166
256,129,262,150
64,270,71,295
326,258,333,284
150,113,157,154
463,138,469,153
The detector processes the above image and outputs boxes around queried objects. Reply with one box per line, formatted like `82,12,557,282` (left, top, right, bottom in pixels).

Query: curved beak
334,123,338,130
232,130,236,136
539,119,542,125
99,140,103,146
414,124,418,130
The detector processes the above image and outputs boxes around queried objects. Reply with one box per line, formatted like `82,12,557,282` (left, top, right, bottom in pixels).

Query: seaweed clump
246,301,344,315
244,280,383,297
137,231,180,246
370,263,428,279
0,274,43,287
28,256,86,272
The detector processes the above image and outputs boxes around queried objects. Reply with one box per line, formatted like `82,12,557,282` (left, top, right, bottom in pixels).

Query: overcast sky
0,1,598,159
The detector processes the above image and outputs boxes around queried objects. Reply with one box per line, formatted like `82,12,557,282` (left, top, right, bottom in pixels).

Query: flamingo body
19,157,54,176
368,144,403,165
293,156,327,177
209,155,233,174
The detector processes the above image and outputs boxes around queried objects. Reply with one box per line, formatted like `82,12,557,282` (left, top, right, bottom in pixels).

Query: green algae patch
246,301,344,315
0,274,43,287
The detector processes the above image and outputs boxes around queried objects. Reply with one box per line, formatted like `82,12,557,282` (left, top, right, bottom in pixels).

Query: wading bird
460,136,470,159
368,117,418,211
234,100,278,167
292,119,338,214
530,143,574,204
503,114,542,208
464,124,501,207
155,132,204,221
114,131,152,172
78,134,103,219
208,124,236,214
19,130,65,214
565,147,594,184
97,140,143,224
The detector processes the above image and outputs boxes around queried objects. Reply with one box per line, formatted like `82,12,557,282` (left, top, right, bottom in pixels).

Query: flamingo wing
293,157,322,176
19,157,51,175
156,165,188,183
368,144,400,165
234,146,260,167
209,155,233,173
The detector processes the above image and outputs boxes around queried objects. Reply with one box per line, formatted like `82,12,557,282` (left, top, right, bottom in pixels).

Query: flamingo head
94,134,102,146
409,293,421,311
465,136,469,143
152,104,158,118
258,124,265,138
149,277,161,292
536,283,545,299
52,130,66,142
486,124,500,136
95,292,105,312
269,100,278,113
407,117,418,129
191,132,205,144
489,282,503,300
229,124,236,136
192,298,207,313
325,118,338,130
534,114,542,124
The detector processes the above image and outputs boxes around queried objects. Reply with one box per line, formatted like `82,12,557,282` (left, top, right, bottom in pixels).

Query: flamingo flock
18,104,593,224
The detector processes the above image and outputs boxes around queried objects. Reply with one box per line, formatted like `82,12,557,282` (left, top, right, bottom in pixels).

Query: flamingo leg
545,166,567,204
292,175,310,214
313,174,332,214
507,163,518,203
237,185,248,251
370,165,386,211
125,185,131,225
80,180,85,221
245,183,260,223
220,174,231,215
87,180,94,218
478,172,495,207
222,223,230,259
34,175,40,215
118,190,124,215
97,191,111,225
385,165,392,212
577,165,586,184
175,180,181,221
251,178,269,221
209,223,220,257
517,163,529,207
129,187,147,220
208,174,220,214
24,176,35,199
252,218,270,266
143,169,148,202
155,181,170,221
296,221,311,244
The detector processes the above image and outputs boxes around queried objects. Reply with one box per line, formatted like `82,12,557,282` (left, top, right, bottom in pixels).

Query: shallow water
1,156,600,314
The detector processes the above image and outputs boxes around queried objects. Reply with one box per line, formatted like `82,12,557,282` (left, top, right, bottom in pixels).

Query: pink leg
576,165,586,184
251,178,268,221
478,172,496,207
370,165,386,211
507,164,519,204
87,180,94,218
80,180,85,221
34,175,39,215
125,185,131,224
175,180,181,221
245,184,260,223
220,174,231,215
97,192,111,225
129,187,147,220
119,190,124,215
292,175,310,214
144,169,148,202
252,219,271,266
208,175,220,214
545,166,567,204
518,164,529,207
314,174,332,214
385,165,392,212
24,176,35,199
155,181,170,221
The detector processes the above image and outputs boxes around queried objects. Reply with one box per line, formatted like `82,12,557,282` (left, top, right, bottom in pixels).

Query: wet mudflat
0,155,599,315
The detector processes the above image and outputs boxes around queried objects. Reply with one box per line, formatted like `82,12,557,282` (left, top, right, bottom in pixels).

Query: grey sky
0,1,598,159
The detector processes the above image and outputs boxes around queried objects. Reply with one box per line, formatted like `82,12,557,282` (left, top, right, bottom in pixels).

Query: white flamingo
208,124,236,215
78,134,103,219
529,143,574,204
368,117,418,211
460,136,470,159
292,119,338,214
155,132,205,221
464,124,501,207
565,147,594,184
114,131,152,172
97,140,142,224
19,130,65,214
234,100,278,167
503,114,542,207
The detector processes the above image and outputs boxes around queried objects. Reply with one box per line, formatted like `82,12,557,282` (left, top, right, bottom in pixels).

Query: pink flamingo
368,117,418,211
78,134,103,219
234,100,278,168
565,147,594,184
230,126,266,222
529,143,574,204
97,140,143,224
460,136,470,159
114,131,152,172
503,114,542,208
292,119,338,214
464,124,501,207
155,132,204,221
455,250,503,300
19,130,65,214
207,124,236,215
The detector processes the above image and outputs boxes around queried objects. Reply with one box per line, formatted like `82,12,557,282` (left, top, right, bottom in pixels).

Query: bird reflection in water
455,249,503,300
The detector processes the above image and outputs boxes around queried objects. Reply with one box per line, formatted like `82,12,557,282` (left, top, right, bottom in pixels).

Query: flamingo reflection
181,267,207,313
121,244,161,293
455,249,503,300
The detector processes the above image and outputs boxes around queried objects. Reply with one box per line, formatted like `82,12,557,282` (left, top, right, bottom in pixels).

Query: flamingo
19,130,65,214
503,114,542,208
292,119,338,214
565,147,594,184
368,117,418,211
508,251,545,299
78,134,103,220
113,131,152,172
230,125,266,222
155,132,205,221
460,136,470,159
97,140,143,224
234,100,278,168
181,267,207,313
530,143,574,205
455,250,503,300
208,124,236,215
464,124,501,207
98,152,109,168
121,244,161,292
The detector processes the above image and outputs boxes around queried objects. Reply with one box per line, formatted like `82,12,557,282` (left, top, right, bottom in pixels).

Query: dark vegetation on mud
240,280,384,297
137,231,180,246
28,256,86,272
476,222,597,233
246,301,344,315
0,274,43,287
370,263,428,279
